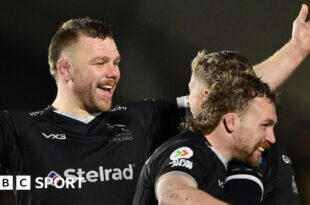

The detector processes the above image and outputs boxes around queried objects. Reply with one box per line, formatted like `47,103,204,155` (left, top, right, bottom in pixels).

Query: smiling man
0,18,182,205
133,54,278,205
49,22,121,114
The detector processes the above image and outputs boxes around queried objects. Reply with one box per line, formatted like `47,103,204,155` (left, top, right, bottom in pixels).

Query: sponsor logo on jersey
282,154,291,164
168,147,194,169
29,111,45,116
64,164,134,183
170,147,193,160
169,159,193,169
42,132,66,140
218,179,224,188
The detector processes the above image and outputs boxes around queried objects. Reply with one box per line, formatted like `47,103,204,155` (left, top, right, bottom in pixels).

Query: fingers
296,4,308,23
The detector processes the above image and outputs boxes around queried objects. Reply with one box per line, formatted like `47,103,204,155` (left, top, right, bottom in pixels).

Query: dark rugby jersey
133,130,302,205
132,130,227,205
0,99,180,205
262,144,301,205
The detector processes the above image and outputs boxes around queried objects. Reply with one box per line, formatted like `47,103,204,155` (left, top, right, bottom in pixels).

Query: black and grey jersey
262,144,301,205
132,130,227,205
0,99,181,205
133,130,302,205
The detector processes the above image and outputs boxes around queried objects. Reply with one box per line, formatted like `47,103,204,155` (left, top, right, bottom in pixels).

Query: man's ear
56,57,71,81
223,113,239,133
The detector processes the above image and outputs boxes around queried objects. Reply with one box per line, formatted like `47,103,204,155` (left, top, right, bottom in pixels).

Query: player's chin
96,100,112,112
247,151,261,167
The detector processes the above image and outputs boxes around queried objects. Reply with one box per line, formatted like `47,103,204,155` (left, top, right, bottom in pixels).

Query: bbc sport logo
0,173,83,190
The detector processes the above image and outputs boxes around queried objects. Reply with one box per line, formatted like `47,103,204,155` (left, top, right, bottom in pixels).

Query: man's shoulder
108,99,178,126
159,130,202,145
3,106,51,118
265,144,295,169
151,130,211,160
1,107,52,127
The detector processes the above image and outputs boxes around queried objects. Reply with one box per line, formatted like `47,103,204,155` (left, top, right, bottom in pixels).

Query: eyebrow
263,119,277,126
89,55,121,63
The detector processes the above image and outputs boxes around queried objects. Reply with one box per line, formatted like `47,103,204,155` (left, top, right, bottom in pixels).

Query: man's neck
52,97,94,116
205,132,232,162
53,109,100,124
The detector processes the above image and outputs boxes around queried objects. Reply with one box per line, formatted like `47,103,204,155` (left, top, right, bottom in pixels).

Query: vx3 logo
42,133,66,140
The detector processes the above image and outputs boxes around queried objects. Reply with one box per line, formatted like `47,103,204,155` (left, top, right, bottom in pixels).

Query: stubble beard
232,128,261,167
234,139,268,167
73,85,112,113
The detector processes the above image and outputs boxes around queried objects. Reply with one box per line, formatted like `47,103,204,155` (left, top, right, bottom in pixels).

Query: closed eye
95,61,106,65
114,57,121,66
261,119,276,128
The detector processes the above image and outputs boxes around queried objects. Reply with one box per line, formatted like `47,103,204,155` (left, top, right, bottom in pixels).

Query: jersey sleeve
125,99,182,156
0,111,18,170
154,142,212,188
148,99,182,153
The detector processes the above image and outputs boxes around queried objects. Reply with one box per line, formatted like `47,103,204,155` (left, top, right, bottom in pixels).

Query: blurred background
0,0,309,204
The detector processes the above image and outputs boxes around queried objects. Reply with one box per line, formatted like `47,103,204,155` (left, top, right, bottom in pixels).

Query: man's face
65,36,120,113
188,74,208,118
232,97,277,166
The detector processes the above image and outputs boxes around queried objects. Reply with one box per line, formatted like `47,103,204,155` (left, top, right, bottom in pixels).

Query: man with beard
133,54,278,205
0,4,310,204
187,50,301,205
0,18,181,205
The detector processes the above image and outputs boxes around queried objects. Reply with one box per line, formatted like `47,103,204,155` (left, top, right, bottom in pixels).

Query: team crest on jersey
170,147,193,160
108,124,133,143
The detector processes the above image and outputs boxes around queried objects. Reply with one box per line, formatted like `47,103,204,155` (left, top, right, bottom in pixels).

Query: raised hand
292,4,310,58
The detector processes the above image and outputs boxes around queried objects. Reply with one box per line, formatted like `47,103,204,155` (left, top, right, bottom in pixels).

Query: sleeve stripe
225,174,264,194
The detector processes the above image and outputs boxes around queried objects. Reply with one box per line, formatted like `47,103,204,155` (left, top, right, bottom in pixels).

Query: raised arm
254,4,310,90
156,173,228,205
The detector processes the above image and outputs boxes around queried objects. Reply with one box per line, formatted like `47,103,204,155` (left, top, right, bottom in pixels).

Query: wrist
287,38,309,62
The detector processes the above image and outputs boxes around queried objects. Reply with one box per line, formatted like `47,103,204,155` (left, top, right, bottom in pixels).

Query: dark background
0,0,309,204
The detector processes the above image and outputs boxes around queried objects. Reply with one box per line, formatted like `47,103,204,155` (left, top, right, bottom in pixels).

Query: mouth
250,147,265,166
98,85,114,92
257,147,265,152
97,82,116,98
255,139,271,154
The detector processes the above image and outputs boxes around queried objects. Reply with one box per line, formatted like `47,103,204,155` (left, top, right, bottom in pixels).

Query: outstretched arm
254,4,310,90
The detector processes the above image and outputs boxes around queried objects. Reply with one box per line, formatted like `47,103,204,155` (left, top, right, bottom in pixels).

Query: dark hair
48,17,114,79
